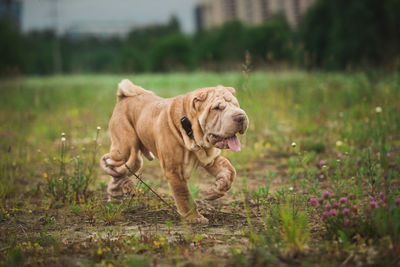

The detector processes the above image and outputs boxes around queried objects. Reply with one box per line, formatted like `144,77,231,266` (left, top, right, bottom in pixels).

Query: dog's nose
233,114,246,124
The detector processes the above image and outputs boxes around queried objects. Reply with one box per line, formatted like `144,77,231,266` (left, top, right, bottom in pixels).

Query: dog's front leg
163,168,209,223
204,156,236,200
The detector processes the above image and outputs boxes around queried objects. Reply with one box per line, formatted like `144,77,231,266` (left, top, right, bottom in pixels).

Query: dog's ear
226,87,236,95
192,91,208,111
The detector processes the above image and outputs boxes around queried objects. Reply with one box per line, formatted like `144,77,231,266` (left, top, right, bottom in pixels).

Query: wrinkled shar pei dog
100,79,249,223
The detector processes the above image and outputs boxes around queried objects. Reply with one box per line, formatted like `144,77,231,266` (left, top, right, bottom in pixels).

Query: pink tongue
226,136,241,152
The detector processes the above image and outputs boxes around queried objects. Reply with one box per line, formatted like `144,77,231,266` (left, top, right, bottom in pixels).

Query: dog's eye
213,106,220,111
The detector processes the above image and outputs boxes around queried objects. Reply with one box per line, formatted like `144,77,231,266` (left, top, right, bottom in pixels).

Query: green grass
0,71,399,266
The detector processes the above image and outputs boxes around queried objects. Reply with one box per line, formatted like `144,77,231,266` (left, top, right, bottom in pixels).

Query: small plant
361,193,400,245
289,143,319,193
252,184,269,208
165,221,173,234
0,146,17,202
45,128,101,204
71,198,97,224
97,201,126,225
280,204,310,255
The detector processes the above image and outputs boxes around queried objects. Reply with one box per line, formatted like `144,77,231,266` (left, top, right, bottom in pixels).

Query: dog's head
188,86,248,152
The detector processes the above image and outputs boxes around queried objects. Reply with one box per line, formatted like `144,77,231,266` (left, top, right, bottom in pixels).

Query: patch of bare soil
1,153,292,266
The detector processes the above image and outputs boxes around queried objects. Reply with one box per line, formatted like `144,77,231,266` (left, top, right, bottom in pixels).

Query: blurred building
195,0,315,30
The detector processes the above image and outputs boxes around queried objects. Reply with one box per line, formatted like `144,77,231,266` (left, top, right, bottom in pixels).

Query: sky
21,0,200,35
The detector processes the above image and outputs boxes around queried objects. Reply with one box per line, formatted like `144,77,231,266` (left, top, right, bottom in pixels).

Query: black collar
180,111,193,139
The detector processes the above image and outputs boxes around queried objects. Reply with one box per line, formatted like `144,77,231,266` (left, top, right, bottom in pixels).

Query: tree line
0,0,399,75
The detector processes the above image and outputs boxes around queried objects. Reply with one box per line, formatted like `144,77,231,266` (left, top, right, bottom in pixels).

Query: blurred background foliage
1,0,400,76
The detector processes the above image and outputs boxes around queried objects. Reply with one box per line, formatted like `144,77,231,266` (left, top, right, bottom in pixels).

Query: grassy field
0,71,399,266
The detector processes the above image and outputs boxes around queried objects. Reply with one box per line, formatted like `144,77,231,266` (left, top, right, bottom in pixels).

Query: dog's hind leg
105,149,143,200
100,119,144,200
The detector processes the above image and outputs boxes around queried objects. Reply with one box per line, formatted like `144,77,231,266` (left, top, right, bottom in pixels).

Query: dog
100,79,248,223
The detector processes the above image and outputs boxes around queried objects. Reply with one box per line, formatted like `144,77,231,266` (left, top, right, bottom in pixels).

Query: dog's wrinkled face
193,86,249,152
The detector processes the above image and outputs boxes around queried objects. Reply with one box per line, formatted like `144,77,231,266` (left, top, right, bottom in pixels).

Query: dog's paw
107,177,136,200
120,178,136,196
100,154,128,178
184,213,209,224
204,187,225,201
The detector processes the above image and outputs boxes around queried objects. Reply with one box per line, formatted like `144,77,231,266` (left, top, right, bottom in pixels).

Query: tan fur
100,79,248,223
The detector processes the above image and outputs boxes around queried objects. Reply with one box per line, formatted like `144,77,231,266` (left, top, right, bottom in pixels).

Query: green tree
150,33,194,72
0,19,23,75
300,0,400,69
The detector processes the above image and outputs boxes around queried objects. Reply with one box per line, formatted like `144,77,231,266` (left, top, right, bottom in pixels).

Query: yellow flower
97,247,102,255
43,172,48,178
159,237,166,245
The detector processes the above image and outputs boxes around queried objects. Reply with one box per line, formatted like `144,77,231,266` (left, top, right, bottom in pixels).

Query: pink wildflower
352,205,358,212
322,191,331,199
344,219,350,226
342,208,350,215
309,198,318,206
324,203,331,211
333,202,340,208
317,197,324,204
395,198,400,208
319,160,327,167
349,193,355,200
321,211,330,221
339,197,347,204
337,153,343,159
370,201,379,209
329,209,338,216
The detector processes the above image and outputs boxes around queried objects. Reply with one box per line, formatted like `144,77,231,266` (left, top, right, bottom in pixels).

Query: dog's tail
117,79,153,101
